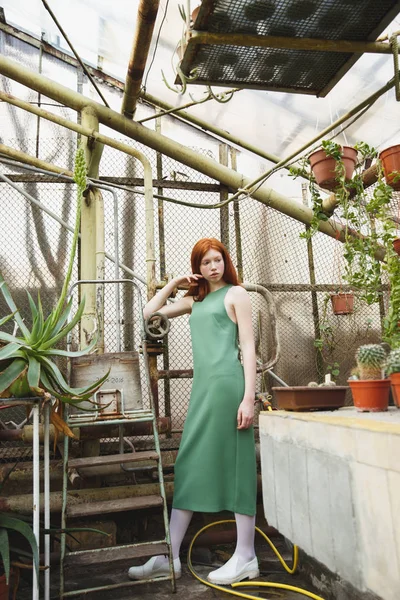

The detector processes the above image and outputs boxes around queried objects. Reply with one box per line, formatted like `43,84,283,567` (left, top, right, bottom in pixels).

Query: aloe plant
0,513,39,585
0,146,108,406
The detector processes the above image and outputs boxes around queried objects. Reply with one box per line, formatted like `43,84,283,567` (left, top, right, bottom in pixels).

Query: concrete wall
259,408,400,600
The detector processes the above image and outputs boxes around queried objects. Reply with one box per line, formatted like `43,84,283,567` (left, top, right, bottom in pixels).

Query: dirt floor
17,536,323,599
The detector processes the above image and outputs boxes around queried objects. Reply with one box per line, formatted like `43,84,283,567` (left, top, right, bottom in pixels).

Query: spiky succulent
0,513,39,585
356,344,387,380
0,146,108,406
385,349,400,375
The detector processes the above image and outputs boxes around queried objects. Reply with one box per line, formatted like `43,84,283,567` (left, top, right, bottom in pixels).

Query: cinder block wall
259,409,400,600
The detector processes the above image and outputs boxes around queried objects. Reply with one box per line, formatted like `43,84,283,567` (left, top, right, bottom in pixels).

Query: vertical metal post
60,406,69,598
156,117,171,424
142,151,159,415
35,35,44,159
32,402,40,600
230,148,243,281
219,144,230,249
44,401,51,600
80,106,105,352
302,183,324,382
105,186,121,352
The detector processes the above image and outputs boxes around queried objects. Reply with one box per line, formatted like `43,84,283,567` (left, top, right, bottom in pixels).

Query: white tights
152,508,255,568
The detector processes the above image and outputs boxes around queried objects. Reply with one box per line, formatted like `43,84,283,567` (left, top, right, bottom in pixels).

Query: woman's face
199,249,225,283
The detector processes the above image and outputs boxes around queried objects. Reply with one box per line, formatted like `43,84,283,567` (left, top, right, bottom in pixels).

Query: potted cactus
386,348,400,408
348,344,391,412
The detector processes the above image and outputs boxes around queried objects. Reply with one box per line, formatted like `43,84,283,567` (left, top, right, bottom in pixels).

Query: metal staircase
59,279,175,597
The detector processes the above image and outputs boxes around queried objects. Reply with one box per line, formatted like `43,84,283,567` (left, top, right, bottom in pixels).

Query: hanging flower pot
393,238,400,256
379,145,400,190
390,373,400,408
348,379,391,412
330,293,354,315
309,146,357,191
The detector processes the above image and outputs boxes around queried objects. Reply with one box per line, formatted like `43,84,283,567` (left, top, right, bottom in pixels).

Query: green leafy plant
0,513,39,586
298,140,400,346
0,147,108,415
327,361,340,380
313,294,340,382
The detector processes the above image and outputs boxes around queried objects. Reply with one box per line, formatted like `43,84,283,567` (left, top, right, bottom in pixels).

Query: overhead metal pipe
0,54,393,255
121,0,160,119
189,31,393,54
142,90,282,165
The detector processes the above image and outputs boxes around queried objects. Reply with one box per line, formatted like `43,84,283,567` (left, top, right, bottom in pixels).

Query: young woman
129,238,258,585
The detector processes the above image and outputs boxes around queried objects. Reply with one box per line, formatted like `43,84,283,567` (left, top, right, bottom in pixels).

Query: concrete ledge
259,407,400,600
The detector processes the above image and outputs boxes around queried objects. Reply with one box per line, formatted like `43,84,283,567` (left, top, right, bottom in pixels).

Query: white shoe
207,556,259,585
128,556,181,580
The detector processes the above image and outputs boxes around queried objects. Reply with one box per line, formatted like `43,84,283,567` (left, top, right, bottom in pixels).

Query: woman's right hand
173,274,204,286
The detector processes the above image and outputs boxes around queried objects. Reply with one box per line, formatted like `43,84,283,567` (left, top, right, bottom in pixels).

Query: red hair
185,238,240,301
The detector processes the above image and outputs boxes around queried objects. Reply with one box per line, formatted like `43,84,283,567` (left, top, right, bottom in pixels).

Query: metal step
67,494,163,518
68,450,159,469
67,410,155,428
64,540,168,568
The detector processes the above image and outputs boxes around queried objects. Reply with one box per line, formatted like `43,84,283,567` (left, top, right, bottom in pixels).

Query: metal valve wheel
144,312,170,339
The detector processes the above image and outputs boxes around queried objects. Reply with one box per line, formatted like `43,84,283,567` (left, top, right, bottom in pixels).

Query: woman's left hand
237,398,254,430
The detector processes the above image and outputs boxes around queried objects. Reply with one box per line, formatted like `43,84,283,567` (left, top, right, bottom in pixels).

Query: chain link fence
0,33,394,464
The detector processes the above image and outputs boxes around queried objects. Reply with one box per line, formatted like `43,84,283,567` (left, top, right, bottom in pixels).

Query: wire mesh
182,0,400,94
1,34,398,465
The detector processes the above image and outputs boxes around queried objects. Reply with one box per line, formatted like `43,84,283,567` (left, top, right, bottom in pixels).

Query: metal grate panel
179,0,400,95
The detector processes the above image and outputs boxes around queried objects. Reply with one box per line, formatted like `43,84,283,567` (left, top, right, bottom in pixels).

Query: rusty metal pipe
78,417,170,439
121,0,160,119
0,425,76,443
0,418,170,443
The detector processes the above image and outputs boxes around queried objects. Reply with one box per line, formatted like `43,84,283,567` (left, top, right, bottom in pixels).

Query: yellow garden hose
187,520,326,600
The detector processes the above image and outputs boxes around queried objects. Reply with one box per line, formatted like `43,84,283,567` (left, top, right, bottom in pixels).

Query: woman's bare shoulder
227,285,248,298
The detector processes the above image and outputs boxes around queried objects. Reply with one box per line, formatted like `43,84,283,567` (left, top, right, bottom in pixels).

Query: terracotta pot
272,386,348,411
330,293,354,315
379,145,400,190
309,146,357,191
390,372,400,408
393,238,400,256
0,573,9,600
348,379,391,412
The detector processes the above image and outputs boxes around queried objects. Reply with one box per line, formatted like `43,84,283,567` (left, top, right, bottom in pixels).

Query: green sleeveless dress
172,284,257,516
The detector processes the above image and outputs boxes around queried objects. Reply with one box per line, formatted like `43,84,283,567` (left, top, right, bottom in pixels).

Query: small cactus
386,349,400,375
356,344,387,380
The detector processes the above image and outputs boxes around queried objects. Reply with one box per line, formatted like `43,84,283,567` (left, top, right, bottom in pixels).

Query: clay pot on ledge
309,146,357,191
348,379,391,412
379,145,400,190
393,238,400,256
330,292,354,315
390,372,400,408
